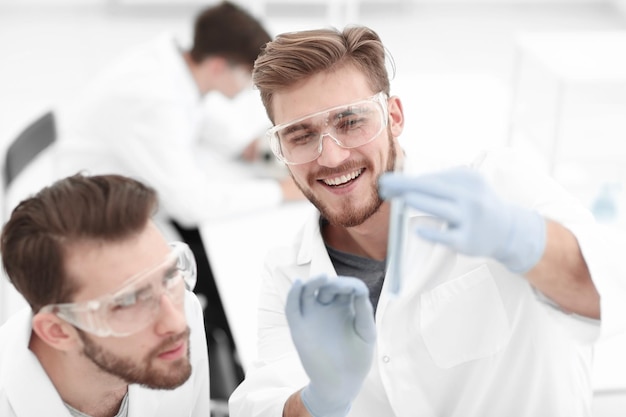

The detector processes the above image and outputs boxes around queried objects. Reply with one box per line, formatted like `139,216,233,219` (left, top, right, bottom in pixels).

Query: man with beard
229,25,625,417
0,173,210,416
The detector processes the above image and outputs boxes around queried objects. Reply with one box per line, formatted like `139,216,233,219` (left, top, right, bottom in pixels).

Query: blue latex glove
285,275,376,417
378,166,546,273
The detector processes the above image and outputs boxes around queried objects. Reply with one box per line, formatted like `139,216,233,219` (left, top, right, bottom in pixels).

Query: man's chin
141,360,192,390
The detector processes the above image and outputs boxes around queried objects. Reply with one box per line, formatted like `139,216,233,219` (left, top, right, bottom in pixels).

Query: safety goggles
39,241,197,338
267,92,389,165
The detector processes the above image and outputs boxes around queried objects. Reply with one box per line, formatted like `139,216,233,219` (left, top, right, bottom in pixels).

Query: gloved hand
285,274,376,417
378,166,546,273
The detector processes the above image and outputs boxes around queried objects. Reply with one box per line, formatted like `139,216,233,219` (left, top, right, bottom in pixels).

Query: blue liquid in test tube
385,155,408,295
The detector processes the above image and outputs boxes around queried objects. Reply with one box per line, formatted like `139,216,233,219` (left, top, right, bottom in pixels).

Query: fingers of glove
325,276,369,298
403,192,462,224
379,173,446,200
285,275,330,320
352,292,376,343
379,169,467,200
285,279,305,323
416,224,492,257
316,278,365,305
414,224,458,247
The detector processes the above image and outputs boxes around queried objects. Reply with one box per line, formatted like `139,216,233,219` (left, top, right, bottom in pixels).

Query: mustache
313,160,369,179
150,327,190,357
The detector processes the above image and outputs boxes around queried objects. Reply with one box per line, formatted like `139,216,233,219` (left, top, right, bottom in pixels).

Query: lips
322,168,363,186
158,341,186,360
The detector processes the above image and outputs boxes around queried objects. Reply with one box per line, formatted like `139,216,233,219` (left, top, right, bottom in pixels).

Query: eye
286,131,318,146
111,286,152,310
279,122,319,147
335,113,366,134
281,126,318,147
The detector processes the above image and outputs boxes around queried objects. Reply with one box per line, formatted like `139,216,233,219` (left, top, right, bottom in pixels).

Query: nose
315,133,351,167
154,292,187,336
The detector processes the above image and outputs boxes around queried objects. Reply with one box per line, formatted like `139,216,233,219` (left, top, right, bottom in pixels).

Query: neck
30,333,128,417
323,201,391,261
182,51,210,95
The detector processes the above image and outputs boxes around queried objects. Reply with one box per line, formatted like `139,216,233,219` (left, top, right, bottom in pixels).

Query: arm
283,390,312,417
228,261,314,417
61,96,285,226
378,165,599,319
185,291,211,417
229,237,376,417
115,103,285,224
526,220,600,319
284,276,376,417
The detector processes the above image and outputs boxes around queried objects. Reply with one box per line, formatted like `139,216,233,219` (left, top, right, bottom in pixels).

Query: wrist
283,390,313,417
496,207,546,273
301,385,351,417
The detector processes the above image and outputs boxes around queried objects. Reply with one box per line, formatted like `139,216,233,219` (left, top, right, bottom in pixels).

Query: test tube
385,154,408,295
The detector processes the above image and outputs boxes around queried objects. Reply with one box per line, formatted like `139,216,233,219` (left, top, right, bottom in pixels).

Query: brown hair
1,173,158,311
189,1,271,67
253,25,394,122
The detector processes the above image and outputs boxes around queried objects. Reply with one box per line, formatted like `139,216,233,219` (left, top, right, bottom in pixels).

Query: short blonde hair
253,26,393,123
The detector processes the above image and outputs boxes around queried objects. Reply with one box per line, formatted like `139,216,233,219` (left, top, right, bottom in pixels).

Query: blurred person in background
0,173,210,417
40,1,304,397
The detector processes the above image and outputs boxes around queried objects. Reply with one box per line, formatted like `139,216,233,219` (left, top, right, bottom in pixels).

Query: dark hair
253,25,393,122
189,1,271,67
1,173,158,311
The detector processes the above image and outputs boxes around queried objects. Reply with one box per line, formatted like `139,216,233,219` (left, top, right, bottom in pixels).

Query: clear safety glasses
39,242,197,338
267,92,389,165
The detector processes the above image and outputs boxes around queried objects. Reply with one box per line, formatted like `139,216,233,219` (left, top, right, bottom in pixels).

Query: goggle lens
268,92,388,165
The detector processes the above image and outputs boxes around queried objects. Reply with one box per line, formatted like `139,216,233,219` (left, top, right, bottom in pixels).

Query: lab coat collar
296,209,336,277
2,309,165,417
2,308,71,416
155,32,203,102
127,385,161,416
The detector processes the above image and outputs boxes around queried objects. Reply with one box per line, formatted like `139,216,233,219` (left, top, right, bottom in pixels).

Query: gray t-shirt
65,391,129,417
326,244,386,313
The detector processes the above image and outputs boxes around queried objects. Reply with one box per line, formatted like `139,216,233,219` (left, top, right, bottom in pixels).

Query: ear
31,312,81,351
387,95,405,138
201,56,229,75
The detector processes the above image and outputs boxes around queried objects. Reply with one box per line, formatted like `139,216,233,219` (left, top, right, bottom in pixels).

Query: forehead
271,65,375,126
64,222,170,301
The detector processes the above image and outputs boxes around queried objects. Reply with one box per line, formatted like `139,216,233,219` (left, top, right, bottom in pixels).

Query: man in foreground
229,25,625,416
0,173,210,416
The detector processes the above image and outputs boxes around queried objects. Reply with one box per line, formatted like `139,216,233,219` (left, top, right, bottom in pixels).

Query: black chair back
4,111,56,189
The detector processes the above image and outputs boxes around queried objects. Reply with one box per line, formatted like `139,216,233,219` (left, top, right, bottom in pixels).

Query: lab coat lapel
297,210,336,278
6,363,71,416
128,384,161,416
3,311,71,416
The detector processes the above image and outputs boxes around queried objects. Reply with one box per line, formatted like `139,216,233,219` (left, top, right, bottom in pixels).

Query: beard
296,129,397,228
79,327,192,390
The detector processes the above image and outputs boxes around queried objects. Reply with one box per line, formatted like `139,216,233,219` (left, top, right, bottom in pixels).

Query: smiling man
229,25,625,417
0,174,210,417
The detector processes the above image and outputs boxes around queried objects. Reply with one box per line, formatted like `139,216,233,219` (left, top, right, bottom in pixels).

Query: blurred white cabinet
508,31,626,211
247,0,375,25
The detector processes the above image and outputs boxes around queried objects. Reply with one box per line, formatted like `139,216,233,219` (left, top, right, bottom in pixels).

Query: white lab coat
0,291,210,417
46,32,281,229
229,147,626,417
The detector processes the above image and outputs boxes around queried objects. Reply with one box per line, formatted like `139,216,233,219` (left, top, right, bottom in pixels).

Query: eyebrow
279,98,373,131
282,122,314,136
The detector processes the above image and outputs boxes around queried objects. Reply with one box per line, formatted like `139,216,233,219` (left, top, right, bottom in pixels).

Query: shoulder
466,146,548,174
183,291,204,328
0,309,31,351
264,209,319,269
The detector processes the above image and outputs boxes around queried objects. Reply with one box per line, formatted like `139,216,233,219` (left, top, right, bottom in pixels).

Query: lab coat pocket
420,265,511,369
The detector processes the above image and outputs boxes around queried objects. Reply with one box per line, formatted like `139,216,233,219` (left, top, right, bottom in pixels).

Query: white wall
0,0,611,5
